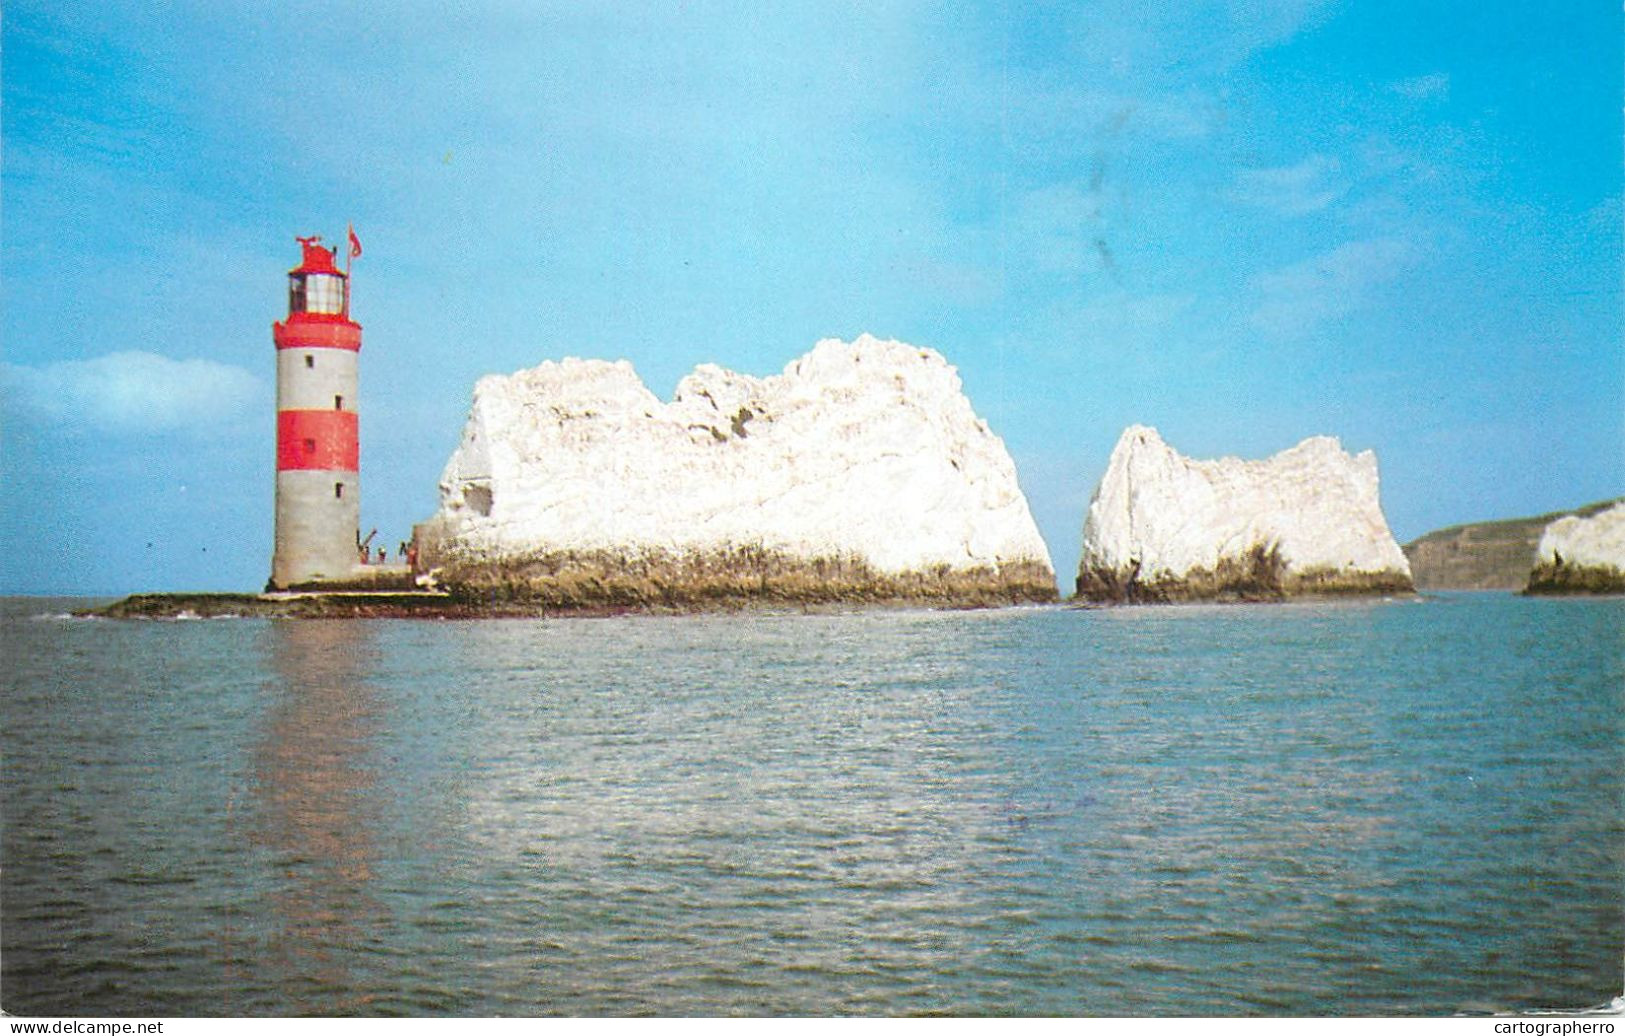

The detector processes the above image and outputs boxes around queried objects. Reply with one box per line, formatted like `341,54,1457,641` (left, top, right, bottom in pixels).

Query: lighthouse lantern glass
289,272,346,316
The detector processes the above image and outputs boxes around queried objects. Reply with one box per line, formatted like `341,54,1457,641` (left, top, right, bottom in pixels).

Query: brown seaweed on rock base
1523,561,1625,596
1074,542,1414,604
430,546,1060,609
87,553,1059,619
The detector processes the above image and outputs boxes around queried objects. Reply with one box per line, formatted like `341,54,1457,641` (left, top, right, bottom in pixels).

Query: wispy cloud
2,351,263,435
1389,72,1451,101
1248,238,1418,337
1231,155,1348,216
1217,0,1339,63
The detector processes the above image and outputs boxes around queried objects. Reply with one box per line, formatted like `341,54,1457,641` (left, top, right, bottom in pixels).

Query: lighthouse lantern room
269,233,363,589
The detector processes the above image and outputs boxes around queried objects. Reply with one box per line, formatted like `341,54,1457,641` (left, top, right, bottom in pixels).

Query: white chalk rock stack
418,334,1056,606
1076,425,1413,601
1526,501,1625,593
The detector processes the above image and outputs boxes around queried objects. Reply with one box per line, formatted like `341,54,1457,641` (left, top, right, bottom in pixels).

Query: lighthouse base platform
275,563,419,594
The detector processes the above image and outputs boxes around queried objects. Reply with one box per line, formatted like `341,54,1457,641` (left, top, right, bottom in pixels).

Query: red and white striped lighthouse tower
269,231,363,589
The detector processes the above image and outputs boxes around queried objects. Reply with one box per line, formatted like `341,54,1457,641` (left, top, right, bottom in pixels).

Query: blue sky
3,1,1620,595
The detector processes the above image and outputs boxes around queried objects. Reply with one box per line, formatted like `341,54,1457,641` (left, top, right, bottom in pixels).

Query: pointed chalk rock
1076,425,1413,602
418,334,1056,607
1526,501,1625,593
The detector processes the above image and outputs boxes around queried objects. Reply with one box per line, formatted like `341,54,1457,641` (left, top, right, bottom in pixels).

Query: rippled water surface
3,594,1620,1016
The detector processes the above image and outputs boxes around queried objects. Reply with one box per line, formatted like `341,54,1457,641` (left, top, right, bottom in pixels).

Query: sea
1,593,1620,1017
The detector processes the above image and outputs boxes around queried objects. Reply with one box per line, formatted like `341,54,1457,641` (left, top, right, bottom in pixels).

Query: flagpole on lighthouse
344,223,361,317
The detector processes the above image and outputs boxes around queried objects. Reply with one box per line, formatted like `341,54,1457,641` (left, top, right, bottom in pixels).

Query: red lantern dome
285,235,350,321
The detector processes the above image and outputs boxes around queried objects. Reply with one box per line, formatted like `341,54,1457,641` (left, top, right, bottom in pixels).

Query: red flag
347,223,362,260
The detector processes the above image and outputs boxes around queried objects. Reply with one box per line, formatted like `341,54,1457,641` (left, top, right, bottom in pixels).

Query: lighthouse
269,232,363,589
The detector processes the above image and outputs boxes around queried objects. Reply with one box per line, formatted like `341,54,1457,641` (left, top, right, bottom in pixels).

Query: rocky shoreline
1074,543,1416,604
86,592,462,620
84,562,1060,619
425,547,1059,610
1522,562,1625,596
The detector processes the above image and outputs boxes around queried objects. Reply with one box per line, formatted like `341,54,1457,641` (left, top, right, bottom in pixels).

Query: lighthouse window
302,438,316,455
290,273,345,315
304,354,314,369
334,394,344,410
305,274,344,315
334,482,344,499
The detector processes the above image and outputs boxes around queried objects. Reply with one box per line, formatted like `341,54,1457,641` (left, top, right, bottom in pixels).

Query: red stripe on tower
276,410,360,471
273,318,361,351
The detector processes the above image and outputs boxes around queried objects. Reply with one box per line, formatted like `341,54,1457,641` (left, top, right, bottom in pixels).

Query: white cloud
1231,155,1348,216
1248,238,1418,337
2,351,263,435
1218,0,1339,62
1389,72,1451,101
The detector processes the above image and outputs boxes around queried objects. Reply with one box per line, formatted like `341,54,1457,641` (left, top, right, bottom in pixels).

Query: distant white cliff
1076,425,1413,602
1526,500,1625,594
416,334,1056,607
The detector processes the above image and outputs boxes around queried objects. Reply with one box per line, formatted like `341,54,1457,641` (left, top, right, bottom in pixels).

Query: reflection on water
1,596,1621,1015
248,621,386,1014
